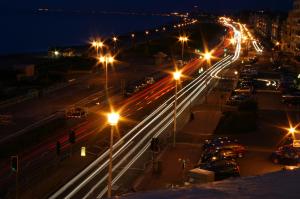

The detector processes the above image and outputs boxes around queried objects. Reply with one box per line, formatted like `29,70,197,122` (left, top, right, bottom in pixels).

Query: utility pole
11,156,19,199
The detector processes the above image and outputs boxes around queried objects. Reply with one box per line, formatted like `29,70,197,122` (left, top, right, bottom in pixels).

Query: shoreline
0,12,180,56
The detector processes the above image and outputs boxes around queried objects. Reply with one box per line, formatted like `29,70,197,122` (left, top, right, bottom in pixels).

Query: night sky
0,0,294,12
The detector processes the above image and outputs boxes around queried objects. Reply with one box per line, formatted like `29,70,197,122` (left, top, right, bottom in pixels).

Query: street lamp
92,40,104,56
54,50,60,57
99,55,115,91
107,111,120,198
112,36,118,52
289,127,296,135
230,38,236,45
204,52,212,61
178,35,189,61
173,70,181,148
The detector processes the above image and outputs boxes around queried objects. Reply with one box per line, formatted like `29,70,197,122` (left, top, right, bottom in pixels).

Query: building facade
284,0,300,56
250,11,272,41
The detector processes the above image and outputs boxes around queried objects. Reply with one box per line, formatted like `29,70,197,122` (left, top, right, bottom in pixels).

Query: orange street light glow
230,38,236,45
99,55,115,64
173,71,182,81
99,56,106,63
289,127,296,134
204,52,212,60
178,36,189,43
107,112,120,126
92,40,104,48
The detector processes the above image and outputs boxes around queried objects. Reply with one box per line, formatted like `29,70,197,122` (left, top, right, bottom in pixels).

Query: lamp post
173,70,181,148
178,36,189,61
99,55,115,92
230,38,236,45
131,33,135,48
145,31,150,54
92,40,104,56
289,127,296,135
107,112,120,198
204,52,212,61
112,36,118,53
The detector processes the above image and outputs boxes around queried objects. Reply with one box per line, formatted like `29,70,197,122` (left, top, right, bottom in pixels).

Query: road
0,36,231,198
47,18,242,199
0,18,236,198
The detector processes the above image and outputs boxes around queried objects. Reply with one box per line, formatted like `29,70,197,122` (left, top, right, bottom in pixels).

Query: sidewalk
136,144,202,191
134,68,238,192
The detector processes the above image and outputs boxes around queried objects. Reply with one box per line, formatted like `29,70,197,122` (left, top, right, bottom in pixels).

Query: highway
48,18,242,199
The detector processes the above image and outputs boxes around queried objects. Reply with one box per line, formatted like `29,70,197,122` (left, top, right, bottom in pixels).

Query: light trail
52,55,232,199
49,19,241,199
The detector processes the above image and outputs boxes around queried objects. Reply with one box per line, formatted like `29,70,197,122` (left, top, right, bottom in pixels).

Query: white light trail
50,19,241,199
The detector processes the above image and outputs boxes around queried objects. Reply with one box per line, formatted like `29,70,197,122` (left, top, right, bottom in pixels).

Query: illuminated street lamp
178,35,189,61
173,70,181,147
107,111,120,198
92,40,104,56
230,38,236,45
289,127,296,135
112,36,118,52
204,52,212,61
54,50,60,57
131,33,135,47
99,55,115,91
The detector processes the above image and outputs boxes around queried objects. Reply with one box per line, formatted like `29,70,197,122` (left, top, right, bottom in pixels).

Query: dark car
198,160,240,180
66,107,87,118
226,94,250,106
200,148,237,163
203,138,246,158
271,145,300,165
203,137,237,151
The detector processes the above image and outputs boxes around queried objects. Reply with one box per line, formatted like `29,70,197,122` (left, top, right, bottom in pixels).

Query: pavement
133,66,237,192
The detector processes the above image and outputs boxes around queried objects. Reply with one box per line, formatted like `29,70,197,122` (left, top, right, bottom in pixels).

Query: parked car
203,137,246,158
271,145,300,165
203,137,237,151
66,107,87,118
198,160,240,180
282,91,300,105
226,94,250,106
200,148,237,163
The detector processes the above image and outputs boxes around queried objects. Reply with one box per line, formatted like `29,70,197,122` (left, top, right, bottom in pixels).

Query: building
251,11,272,40
283,0,300,56
271,16,286,46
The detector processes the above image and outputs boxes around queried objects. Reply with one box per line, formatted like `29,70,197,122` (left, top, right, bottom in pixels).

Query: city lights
204,52,212,60
173,71,182,81
107,112,120,126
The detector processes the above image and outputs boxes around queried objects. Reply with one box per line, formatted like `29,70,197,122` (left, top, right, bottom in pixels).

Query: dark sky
0,0,294,12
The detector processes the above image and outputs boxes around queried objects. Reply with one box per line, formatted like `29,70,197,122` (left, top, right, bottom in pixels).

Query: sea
0,10,176,55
